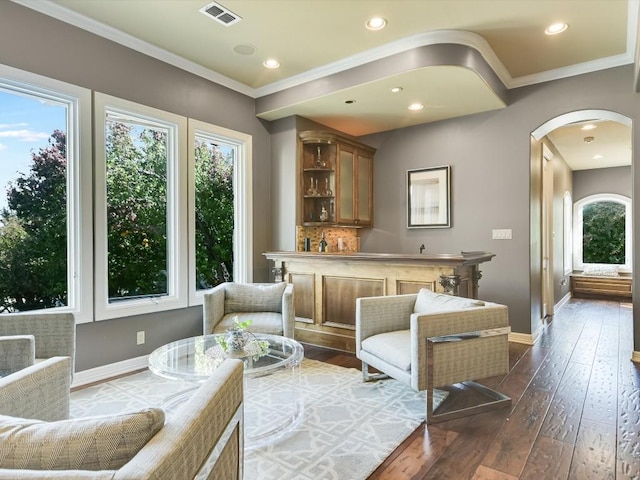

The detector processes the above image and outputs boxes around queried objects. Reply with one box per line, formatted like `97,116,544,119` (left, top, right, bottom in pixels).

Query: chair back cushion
413,288,485,314
0,408,164,470
224,282,286,313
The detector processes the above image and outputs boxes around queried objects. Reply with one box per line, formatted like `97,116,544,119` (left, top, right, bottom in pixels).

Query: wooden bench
570,273,632,301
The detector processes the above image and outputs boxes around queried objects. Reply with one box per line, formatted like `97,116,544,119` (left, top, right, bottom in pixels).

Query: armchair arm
116,359,244,479
281,283,295,338
410,304,510,390
356,294,417,356
0,335,35,375
0,356,72,422
0,313,75,362
203,283,228,334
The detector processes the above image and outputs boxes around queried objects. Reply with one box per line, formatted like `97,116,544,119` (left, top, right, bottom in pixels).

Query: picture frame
407,165,451,228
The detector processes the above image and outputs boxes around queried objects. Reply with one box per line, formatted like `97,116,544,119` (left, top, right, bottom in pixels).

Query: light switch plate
492,229,512,240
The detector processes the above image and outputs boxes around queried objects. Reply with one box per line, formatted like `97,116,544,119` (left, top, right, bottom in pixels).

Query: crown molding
10,0,254,97
255,29,512,97
12,0,640,98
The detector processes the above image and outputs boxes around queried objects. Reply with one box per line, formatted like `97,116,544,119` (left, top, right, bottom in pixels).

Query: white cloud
0,129,49,142
0,123,28,129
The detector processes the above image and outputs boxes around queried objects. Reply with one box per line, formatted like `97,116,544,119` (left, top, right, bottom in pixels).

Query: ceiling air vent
199,1,242,26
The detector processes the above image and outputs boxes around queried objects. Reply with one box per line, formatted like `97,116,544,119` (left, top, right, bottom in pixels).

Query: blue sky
0,89,65,211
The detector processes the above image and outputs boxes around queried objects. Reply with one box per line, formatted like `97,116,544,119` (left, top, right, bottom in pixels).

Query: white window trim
573,193,632,273
563,191,572,275
187,119,253,306
94,93,188,320
0,64,93,324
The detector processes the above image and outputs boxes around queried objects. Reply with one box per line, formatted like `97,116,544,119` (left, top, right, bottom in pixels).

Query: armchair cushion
0,408,164,471
216,312,285,335
361,329,411,372
224,282,287,313
413,288,484,314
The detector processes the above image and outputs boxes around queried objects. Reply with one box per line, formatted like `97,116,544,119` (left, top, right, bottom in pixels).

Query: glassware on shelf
315,145,327,168
323,178,333,196
306,177,319,196
319,204,329,222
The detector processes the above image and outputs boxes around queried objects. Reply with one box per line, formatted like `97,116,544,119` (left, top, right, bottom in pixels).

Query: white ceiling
16,0,638,170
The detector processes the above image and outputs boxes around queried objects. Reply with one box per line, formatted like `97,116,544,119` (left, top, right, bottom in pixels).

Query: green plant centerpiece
218,317,269,360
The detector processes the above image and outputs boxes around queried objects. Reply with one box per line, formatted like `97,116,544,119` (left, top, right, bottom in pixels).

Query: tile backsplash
296,226,360,253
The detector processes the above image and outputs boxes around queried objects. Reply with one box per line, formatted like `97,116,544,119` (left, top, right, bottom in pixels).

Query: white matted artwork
407,165,451,228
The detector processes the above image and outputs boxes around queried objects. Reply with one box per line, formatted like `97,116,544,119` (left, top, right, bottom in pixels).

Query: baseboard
508,332,536,345
509,321,542,346
632,351,640,364
72,355,149,389
554,292,571,311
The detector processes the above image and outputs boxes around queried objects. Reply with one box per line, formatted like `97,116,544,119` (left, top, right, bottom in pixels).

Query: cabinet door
356,153,373,226
336,144,356,224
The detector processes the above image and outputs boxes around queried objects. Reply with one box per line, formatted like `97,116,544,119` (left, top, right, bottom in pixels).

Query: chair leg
361,362,388,382
426,382,511,425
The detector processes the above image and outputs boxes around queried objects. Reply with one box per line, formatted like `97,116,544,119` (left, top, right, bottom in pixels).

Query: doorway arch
530,109,633,347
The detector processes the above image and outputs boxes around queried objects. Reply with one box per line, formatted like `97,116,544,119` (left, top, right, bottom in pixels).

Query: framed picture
407,165,451,228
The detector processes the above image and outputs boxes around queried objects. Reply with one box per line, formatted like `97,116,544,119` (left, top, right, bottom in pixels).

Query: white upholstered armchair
356,288,511,424
0,359,244,480
203,282,295,338
0,313,75,378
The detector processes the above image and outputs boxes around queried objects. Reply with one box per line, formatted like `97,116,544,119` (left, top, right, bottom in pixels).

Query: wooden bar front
263,251,495,352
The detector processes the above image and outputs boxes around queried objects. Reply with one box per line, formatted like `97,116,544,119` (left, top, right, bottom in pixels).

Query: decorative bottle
319,232,328,252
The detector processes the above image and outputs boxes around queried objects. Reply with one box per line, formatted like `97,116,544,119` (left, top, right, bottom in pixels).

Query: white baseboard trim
632,351,640,363
508,332,536,345
509,320,543,346
555,292,572,311
72,355,149,389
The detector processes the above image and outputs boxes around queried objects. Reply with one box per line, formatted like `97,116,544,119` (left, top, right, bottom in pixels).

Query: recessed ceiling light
545,22,568,35
408,103,424,111
345,99,356,104
593,154,604,159
583,136,595,143
581,124,597,130
366,17,387,30
390,87,403,93
263,58,280,69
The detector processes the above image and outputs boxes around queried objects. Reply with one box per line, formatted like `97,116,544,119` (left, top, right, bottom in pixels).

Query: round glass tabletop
148,333,304,382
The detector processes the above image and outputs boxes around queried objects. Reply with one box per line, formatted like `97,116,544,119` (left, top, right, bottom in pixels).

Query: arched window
573,194,632,273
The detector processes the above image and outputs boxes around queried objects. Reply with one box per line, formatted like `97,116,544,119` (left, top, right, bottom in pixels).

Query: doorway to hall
530,110,633,340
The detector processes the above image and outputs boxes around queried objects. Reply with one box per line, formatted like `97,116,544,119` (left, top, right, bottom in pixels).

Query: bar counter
263,250,495,352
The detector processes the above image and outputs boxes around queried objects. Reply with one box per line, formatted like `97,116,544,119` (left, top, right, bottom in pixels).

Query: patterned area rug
70,359,429,480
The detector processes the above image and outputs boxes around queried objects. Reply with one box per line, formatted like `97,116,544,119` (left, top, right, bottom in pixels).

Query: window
573,193,632,272
563,192,572,274
94,93,187,320
188,119,252,306
0,66,252,323
0,65,92,322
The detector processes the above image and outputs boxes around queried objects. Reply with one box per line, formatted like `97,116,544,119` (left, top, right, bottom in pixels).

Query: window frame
573,193,632,273
0,64,93,323
187,118,253,306
93,92,188,320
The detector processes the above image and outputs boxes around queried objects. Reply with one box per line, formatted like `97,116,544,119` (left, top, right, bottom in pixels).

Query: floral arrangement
217,317,269,360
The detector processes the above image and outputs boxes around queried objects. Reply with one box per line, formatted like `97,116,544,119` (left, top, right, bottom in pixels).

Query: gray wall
0,2,272,371
573,166,632,201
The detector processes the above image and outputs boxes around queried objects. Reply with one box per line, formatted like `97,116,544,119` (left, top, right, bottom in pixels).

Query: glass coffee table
149,333,304,449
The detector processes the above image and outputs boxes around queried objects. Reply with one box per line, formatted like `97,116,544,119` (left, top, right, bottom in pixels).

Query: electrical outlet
136,331,145,345
492,229,513,240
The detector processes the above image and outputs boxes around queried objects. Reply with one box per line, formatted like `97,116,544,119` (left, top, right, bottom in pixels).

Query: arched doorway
530,110,633,344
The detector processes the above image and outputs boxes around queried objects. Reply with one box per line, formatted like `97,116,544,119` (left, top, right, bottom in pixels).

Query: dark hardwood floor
304,298,640,480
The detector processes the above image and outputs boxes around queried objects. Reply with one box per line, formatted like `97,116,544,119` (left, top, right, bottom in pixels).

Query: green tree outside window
582,201,626,264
